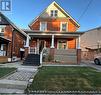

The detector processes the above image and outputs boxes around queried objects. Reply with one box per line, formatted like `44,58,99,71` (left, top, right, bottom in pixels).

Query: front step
17,67,37,72
0,79,28,90
0,88,24,94
24,54,40,66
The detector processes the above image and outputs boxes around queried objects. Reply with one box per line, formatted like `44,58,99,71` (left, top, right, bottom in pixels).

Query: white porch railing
0,50,6,56
40,47,48,65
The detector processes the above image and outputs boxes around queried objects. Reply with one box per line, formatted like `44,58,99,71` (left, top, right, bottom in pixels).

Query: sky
2,0,101,31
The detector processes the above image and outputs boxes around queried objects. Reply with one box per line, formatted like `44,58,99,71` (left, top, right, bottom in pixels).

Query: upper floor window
50,10,58,17
0,26,5,33
60,22,68,32
40,22,47,31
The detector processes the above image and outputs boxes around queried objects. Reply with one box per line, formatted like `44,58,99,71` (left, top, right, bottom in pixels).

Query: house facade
81,27,101,60
0,12,28,62
0,1,83,64
24,1,83,64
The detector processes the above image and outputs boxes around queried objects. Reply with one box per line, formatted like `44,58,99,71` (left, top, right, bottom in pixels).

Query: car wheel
94,58,100,65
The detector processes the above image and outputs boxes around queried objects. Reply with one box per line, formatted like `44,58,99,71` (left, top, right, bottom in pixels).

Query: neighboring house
24,1,83,64
0,12,28,62
81,27,101,60
81,27,101,51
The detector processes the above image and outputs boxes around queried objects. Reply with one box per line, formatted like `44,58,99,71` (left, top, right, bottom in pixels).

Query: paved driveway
82,60,101,71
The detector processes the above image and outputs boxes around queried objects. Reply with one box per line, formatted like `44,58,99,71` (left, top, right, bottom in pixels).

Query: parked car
94,53,101,65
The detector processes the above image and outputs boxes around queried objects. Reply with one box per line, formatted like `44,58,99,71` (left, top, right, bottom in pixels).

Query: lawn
28,66,101,91
0,67,16,78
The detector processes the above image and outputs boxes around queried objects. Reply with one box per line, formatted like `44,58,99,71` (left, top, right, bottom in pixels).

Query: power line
78,0,93,22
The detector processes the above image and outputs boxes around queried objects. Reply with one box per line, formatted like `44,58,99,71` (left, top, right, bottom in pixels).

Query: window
50,10,58,17
0,25,6,33
58,40,67,49
61,22,67,32
0,27,4,33
40,22,47,31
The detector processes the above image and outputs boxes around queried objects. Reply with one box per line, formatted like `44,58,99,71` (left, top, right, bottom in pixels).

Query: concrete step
0,88,24,94
17,67,37,72
0,79,28,90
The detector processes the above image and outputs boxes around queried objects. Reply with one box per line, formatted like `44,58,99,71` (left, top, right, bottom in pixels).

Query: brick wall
4,25,26,57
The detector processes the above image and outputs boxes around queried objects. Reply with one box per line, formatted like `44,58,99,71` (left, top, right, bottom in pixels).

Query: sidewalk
0,61,38,94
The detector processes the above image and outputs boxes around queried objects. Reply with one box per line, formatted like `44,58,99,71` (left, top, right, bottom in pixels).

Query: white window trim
50,10,58,17
0,25,6,33
40,22,47,31
60,22,68,32
57,40,68,50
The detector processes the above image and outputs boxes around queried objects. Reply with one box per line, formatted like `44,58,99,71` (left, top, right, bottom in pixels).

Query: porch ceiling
0,36,11,44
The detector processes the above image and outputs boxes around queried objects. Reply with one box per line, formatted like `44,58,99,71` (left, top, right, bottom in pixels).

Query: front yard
0,67,16,78
28,66,101,92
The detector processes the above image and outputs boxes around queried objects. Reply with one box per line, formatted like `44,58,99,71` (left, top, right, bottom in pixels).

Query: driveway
82,60,101,71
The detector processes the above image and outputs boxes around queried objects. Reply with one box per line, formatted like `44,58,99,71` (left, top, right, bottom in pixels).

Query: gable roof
29,1,80,28
0,12,29,38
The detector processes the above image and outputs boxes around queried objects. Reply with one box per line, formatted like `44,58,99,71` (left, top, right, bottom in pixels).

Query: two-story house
0,12,29,63
24,1,83,64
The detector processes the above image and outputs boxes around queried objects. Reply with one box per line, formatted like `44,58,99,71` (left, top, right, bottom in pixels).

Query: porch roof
0,36,11,44
23,29,84,38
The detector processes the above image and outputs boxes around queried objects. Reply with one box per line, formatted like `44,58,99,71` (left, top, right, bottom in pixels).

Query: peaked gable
29,1,80,28
0,14,9,25
40,1,66,18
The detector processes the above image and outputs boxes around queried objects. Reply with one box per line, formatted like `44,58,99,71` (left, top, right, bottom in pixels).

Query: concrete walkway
82,60,101,71
0,62,38,94
43,63,87,67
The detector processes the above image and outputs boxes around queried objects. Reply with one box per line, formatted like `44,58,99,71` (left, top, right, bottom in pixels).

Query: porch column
25,35,29,47
50,34,55,62
37,39,39,54
77,35,81,49
25,35,30,57
51,34,55,48
77,35,81,64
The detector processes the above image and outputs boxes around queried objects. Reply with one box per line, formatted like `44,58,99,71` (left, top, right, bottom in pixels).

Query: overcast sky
2,0,101,31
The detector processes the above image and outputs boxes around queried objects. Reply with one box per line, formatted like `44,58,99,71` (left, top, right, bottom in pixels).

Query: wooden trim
40,22,47,31
60,22,68,32
29,1,80,27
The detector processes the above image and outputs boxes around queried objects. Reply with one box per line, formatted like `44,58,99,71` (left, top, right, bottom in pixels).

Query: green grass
0,68,16,78
28,66,101,91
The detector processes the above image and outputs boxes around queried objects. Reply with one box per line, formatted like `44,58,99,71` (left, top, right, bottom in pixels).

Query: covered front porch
0,36,11,63
25,31,83,64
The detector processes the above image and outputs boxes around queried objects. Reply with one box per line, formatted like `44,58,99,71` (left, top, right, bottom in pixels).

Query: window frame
50,10,58,17
60,22,68,32
57,40,68,50
40,22,47,31
0,25,6,33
